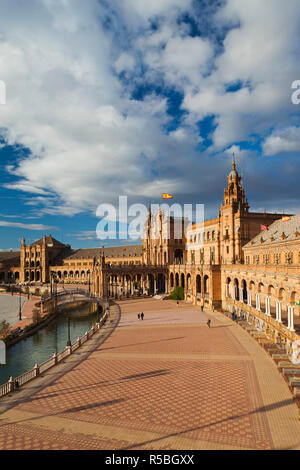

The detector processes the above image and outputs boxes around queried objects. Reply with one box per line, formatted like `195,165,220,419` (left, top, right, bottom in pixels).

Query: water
0,302,101,385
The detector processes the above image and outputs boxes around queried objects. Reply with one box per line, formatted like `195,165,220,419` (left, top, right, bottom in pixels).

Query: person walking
141,312,144,320
207,319,211,328
137,313,140,320
176,300,179,307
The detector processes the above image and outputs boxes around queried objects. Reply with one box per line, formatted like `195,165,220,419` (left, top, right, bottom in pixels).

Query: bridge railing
0,310,109,399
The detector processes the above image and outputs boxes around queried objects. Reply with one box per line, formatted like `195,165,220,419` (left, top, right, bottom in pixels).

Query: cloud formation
0,0,299,219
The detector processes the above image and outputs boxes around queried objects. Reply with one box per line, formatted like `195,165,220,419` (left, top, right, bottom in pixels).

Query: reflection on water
0,302,100,385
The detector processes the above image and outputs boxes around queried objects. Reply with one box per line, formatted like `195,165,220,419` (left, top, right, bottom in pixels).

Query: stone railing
0,311,108,399
224,298,299,344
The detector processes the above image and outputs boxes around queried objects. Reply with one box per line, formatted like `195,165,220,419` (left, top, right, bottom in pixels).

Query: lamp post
87,270,90,295
19,284,22,321
67,316,71,347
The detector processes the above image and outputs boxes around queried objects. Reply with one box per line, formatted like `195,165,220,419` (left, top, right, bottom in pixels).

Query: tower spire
232,152,236,171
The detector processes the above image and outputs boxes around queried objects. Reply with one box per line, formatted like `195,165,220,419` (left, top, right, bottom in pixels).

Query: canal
0,302,100,386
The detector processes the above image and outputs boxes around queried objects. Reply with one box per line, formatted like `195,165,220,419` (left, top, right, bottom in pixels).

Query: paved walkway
0,299,299,450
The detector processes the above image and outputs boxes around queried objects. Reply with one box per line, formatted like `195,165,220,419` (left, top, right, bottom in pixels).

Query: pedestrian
207,319,211,328
137,313,140,320
201,305,204,312
176,300,179,307
141,312,144,320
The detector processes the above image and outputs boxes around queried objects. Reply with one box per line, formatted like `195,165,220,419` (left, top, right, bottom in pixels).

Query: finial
232,152,236,170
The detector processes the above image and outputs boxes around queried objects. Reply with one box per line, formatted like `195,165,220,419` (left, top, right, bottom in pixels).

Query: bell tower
220,156,249,264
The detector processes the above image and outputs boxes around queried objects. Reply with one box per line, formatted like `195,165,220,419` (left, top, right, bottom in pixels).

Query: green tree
0,320,10,339
170,286,184,300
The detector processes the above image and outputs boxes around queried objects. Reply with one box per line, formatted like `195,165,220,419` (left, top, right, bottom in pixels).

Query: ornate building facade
1,161,300,346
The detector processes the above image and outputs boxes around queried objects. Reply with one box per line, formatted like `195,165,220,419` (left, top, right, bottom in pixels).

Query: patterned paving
0,299,299,450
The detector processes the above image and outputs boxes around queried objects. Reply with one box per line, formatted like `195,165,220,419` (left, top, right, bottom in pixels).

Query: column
165,279,168,294
154,279,157,294
266,296,271,316
231,285,235,300
239,288,243,302
287,305,291,329
277,301,282,323
289,306,295,332
225,284,229,298
247,290,252,306
256,293,260,311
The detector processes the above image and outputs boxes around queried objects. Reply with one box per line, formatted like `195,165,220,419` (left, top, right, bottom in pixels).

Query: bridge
43,288,109,312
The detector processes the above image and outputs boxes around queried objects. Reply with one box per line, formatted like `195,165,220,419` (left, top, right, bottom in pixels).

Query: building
1,159,299,347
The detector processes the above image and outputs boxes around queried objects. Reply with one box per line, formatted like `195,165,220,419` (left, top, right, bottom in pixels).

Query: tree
170,286,184,300
0,320,10,339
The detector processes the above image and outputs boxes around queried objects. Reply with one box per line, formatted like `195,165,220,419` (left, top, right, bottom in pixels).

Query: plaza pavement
0,298,299,450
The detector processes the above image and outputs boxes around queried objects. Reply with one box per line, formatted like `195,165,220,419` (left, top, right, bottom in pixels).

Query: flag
282,216,291,222
261,225,267,231
163,193,173,199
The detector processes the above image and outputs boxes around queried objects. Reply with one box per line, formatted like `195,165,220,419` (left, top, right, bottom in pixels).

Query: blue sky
0,0,300,250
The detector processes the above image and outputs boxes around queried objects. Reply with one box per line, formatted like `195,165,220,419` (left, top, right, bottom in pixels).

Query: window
226,246,229,254
212,231,215,240
200,248,204,263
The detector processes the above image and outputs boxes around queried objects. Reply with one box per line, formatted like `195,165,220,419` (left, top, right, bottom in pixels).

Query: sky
0,0,300,250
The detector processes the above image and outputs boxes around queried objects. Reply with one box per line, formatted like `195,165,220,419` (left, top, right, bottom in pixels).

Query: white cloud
0,0,300,218
263,126,300,156
0,221,57,230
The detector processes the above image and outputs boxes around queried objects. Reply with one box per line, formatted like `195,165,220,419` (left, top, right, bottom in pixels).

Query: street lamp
67,316,71,347
19,284,22,321
87,270,90,295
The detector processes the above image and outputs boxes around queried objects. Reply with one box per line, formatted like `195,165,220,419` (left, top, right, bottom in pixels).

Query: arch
148,274,154,295
241,279,247,303
36,271,40,282
157,273,165,293
174,249,183,265
170,273,174,288
180,273,185,288
175,273,179,287
30,271,35,281
14,271,20,280
290,290,298,304
31,260,35,267
196,274,201,293
258,282,264,293
57,271,62,279
278,287,286,302
204,275,209,294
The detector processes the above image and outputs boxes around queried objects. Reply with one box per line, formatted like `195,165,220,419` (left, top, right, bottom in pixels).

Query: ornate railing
224,298,299,343
0,311,108,398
